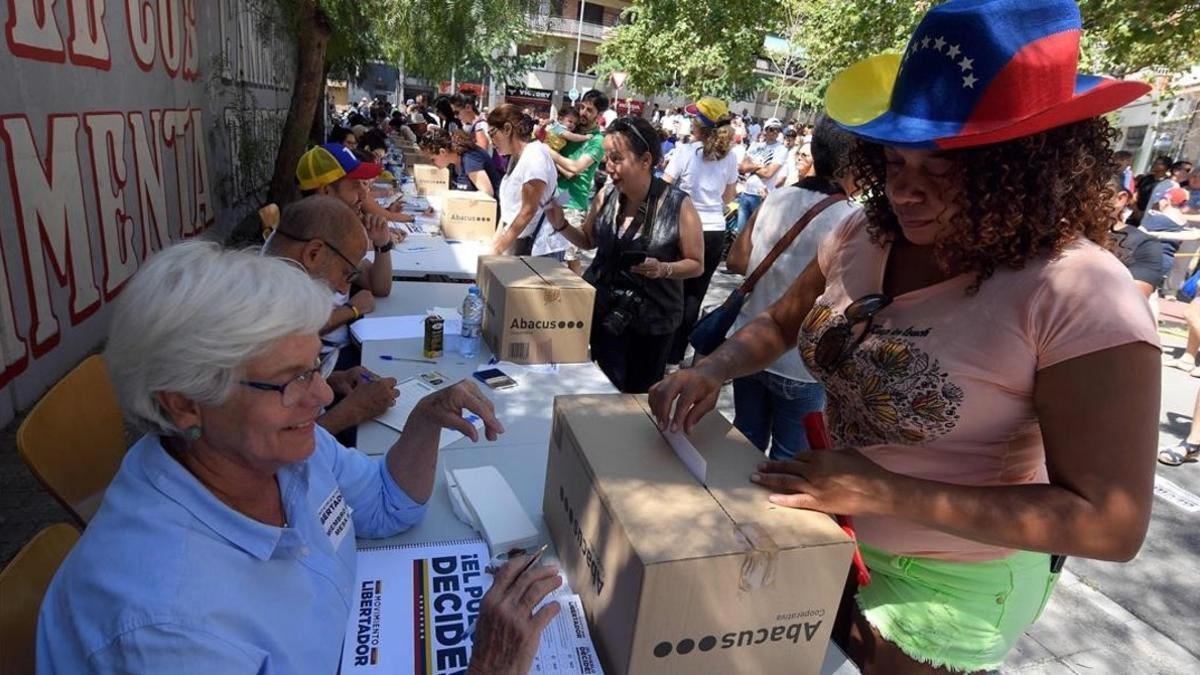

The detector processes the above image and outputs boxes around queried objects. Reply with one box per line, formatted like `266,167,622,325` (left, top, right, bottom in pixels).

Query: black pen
515,543,550,578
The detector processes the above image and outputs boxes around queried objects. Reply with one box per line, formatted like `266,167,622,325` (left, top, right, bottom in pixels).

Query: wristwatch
375,241,394,253
343,303,361,321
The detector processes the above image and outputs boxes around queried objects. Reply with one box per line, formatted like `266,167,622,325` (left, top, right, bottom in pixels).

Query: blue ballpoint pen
379,355,437,364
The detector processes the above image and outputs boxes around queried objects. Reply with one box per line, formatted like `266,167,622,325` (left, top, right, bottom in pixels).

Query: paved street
2,269,1199,674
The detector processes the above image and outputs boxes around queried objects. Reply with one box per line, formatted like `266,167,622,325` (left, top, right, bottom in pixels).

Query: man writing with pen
264,196,401,437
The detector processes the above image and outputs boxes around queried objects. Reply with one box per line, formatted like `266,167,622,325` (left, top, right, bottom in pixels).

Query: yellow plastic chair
17,355,127,524
259,203,281,241
0,523,80,675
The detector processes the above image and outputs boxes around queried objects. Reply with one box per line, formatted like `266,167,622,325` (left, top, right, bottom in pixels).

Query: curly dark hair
849,118,1118,293
418,126,478,156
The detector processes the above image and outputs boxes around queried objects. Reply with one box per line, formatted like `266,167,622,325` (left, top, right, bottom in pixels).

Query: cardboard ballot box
440,191,498,241
477,256,595,364
543,394,854,675
412,164,448,194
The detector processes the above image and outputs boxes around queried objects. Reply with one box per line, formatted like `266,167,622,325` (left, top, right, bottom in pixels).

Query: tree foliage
371,0,543,88
596,0,784,101
265,0,541,205
601,0,1200,111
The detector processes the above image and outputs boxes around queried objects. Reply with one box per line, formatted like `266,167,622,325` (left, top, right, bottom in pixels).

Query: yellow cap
296,146,347,191
685,97,730,127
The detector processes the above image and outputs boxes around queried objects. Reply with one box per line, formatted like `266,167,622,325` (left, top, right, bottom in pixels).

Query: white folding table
352,281,860,675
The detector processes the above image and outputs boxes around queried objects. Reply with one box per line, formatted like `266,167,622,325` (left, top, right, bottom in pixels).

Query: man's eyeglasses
272,229,362,285
813,294,893,371
239,361,325,407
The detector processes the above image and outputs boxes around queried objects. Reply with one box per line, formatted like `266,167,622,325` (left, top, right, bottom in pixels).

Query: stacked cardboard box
477,256,595,364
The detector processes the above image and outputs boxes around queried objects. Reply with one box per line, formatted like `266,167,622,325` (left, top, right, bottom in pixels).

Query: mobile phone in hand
619,250,648,269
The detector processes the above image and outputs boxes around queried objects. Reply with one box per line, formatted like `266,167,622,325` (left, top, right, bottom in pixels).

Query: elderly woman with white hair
37,241,562,674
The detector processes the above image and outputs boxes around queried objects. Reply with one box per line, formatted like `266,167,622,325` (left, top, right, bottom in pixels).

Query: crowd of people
31,0,1200,673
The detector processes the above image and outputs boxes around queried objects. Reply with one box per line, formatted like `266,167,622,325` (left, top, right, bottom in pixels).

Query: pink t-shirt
799,213,1160,561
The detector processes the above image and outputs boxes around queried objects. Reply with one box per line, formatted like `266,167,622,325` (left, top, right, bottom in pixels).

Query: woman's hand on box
751,449,899,516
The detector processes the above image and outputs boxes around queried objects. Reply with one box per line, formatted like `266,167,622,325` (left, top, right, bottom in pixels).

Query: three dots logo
653,636,718,657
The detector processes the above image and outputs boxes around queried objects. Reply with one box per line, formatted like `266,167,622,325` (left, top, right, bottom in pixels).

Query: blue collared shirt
37,427,425,674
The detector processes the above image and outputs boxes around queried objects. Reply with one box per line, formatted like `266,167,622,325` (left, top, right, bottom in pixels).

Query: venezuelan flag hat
825,0,1150,149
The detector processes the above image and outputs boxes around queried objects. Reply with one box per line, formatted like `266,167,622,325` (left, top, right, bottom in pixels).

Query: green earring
183,426,202,441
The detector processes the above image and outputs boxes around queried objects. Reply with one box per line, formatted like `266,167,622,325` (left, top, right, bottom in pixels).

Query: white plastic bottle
460,286,484,357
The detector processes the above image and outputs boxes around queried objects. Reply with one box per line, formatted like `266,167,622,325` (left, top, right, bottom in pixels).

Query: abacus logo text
652,621,822,658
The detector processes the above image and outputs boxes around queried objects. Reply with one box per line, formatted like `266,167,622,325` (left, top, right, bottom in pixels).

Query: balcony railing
526,12,613,40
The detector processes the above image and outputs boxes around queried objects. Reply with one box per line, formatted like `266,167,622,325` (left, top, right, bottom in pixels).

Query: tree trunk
309,62,331,148
268,0,331,206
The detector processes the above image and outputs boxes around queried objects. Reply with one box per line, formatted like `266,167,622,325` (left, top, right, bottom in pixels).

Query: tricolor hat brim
346,162,382,181
826,51,1150,149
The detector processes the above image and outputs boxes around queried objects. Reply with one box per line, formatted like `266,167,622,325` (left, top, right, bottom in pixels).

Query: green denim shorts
855,543,1060,673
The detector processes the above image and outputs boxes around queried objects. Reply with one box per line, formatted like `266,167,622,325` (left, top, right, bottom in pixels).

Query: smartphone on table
474,367,518,390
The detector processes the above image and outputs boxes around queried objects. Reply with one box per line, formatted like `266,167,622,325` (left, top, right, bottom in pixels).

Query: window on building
576,52,598,73
582,4,605,25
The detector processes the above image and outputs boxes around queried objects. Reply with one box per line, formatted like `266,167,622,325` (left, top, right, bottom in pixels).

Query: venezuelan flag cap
296,143,381,191
684,97,730,128
825,0,1150,149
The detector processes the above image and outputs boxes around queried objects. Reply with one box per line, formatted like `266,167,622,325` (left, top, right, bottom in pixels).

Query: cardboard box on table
544,394,854,675
440,191,498,241
477,256,594,364
411,163,448,194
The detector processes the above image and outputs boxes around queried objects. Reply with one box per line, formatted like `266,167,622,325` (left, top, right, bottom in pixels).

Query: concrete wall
0,0,295,427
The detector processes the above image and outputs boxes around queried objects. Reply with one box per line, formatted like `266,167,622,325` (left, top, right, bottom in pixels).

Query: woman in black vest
547,116,705,392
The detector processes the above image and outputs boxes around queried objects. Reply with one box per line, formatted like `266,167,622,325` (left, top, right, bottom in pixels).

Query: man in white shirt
734,118,788,233
779,128,799,188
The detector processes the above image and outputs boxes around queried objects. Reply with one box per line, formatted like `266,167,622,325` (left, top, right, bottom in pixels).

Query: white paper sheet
661,429,708,485
374,377,483,449
398,221,434,235
431,307,463,336
529,593,604,674
350,315,426,342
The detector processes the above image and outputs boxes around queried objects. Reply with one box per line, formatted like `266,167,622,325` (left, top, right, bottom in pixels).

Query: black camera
601,285,645,336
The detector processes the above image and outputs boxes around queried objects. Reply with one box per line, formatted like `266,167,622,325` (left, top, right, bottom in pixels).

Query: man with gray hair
264,196,398,435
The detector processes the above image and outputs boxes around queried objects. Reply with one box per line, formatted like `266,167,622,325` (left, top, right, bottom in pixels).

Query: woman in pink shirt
649,1,1160,672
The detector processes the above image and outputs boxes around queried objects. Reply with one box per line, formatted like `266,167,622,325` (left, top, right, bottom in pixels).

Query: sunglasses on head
610,117,651,153
813,294,892,371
